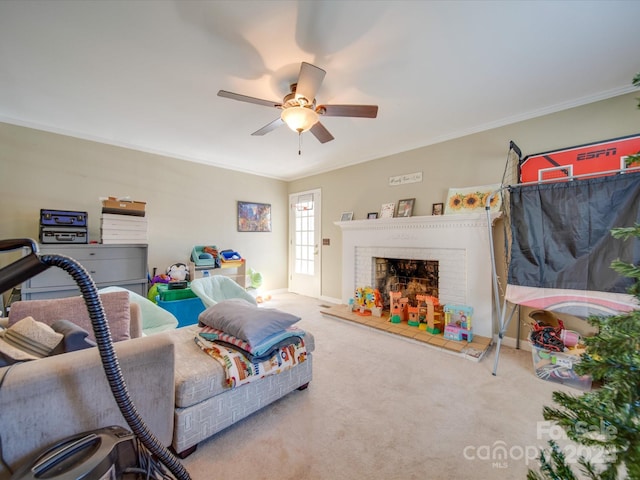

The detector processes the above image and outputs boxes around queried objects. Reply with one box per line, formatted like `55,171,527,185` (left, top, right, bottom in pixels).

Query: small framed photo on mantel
432,203,444,216
396,198,415,217
380,203,395,218
340,212,354,222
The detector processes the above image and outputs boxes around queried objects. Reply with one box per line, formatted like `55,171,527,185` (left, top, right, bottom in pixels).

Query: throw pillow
198,298,301,346
8,291,131,342
50,319,96,354
0,316,63,366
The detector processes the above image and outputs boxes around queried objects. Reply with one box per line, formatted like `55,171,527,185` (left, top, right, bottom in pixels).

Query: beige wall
289,91,639,336
2,92,638,338
0,123,289,291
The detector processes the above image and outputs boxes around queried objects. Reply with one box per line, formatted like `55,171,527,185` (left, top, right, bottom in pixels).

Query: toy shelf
188,260,246,288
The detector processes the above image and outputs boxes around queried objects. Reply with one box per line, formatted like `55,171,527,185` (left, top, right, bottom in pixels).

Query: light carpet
180,293,577,480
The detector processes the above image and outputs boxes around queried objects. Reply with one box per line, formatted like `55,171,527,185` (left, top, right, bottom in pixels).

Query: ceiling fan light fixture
281,106,318,133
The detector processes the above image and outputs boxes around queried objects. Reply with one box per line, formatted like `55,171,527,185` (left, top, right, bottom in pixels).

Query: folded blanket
199,325,305,357
194,334,307,389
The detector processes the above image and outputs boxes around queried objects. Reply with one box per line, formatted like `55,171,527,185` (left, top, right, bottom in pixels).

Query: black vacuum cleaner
0,239,191,480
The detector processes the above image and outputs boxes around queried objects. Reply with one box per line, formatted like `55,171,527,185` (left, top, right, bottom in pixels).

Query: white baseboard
319,295,341,305
268,288,289,295
492,334,533,352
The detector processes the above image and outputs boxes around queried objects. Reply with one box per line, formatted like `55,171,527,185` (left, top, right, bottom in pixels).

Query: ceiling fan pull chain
298,132,302,155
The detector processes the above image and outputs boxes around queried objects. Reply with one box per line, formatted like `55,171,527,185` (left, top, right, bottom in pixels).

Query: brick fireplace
336,212,501,338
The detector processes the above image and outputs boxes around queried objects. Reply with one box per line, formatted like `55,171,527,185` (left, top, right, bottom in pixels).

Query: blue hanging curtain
508,172,640,294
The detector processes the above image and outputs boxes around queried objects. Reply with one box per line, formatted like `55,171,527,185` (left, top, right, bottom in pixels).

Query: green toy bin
156,283,197,302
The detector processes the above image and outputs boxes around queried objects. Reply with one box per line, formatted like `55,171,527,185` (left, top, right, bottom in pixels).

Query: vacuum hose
39,253,191,480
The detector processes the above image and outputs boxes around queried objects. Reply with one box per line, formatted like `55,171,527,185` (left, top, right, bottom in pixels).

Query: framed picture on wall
396,198,415,217
237,201,272,232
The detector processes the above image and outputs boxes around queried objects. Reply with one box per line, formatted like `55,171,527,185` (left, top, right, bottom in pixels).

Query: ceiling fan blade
310,121,334,144
218,90,281,108
295,62,326,103
251,118,285,136
317,104,378,118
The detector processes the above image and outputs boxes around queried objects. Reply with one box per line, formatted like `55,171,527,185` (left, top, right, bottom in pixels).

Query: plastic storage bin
157,297,206,328
191,245,219,267
156,283,198,302
220,250,241,261
530,335,592,391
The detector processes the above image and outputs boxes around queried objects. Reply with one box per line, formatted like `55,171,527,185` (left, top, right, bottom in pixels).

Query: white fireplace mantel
335,212,502,338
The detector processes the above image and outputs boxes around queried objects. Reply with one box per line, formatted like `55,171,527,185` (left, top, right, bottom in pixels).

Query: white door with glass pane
289,189,321,297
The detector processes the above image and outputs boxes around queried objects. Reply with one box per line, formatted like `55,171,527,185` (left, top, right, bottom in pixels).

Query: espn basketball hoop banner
520,133,640,183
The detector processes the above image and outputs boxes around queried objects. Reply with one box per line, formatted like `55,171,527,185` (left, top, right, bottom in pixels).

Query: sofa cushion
198,299,300,346
0,316,63,366
170,325,316,409
171,326,228,409
8,291,131,342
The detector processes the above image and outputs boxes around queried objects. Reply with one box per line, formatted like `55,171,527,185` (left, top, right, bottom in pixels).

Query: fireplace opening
373,257,439,309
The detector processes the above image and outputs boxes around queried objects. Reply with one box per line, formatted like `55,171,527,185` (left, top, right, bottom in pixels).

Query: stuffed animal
151,274,170,284
167,263,189,282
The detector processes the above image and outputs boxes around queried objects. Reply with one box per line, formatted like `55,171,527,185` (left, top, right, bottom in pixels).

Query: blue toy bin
157,296,206,328
220,250,242,261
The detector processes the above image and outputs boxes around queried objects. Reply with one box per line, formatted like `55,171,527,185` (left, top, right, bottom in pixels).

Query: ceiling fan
217,62,378,145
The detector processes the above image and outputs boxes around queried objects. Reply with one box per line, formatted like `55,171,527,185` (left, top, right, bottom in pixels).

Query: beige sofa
0,291,314,472
0,292,174,479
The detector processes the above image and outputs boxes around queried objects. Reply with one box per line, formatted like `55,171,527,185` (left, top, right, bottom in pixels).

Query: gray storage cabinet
21,244,148,300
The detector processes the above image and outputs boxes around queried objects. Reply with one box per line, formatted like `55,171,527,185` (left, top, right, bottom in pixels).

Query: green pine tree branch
529,199,640,479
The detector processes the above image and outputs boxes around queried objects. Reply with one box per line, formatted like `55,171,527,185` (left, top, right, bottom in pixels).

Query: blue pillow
198,299,300,346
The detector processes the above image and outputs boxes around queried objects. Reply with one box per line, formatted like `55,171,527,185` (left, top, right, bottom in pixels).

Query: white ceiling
1,1,639,181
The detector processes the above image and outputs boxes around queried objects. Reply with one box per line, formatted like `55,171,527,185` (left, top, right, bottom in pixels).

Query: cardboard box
101,213,148,231
101,197,146,216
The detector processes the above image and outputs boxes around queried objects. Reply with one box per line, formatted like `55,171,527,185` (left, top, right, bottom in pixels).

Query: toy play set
349,286,474,342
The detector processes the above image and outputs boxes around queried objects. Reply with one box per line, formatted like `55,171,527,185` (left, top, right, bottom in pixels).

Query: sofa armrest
0,334,174,478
